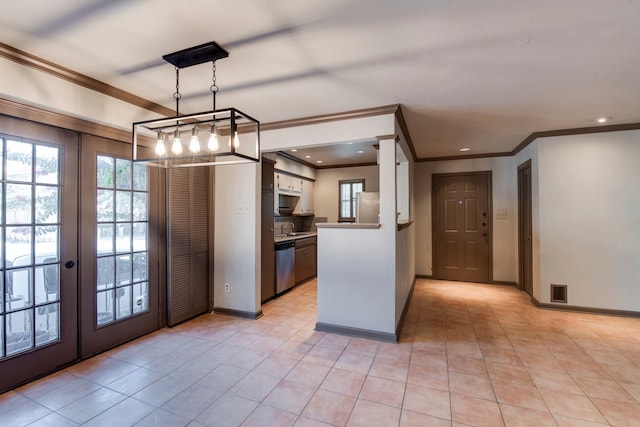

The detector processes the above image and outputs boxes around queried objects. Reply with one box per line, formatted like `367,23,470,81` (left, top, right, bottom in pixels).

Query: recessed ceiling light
291,149,298,152
357,150,364,154
459,147,471,152
304,155,311,159
595,116,611,124
316,160,323,164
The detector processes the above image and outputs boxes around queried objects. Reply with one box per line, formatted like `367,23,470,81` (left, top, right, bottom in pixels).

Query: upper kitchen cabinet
294,179,314,215
276,173,302,195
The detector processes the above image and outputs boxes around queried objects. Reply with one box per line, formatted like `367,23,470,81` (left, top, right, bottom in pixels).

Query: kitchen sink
275,232,315,237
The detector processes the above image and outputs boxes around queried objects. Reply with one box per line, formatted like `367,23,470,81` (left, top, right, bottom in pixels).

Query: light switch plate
235,206,249,215
496,209,507,219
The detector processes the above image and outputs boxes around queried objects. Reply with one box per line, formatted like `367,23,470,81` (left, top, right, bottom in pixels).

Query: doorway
0,120,165,391
518,160,533,296
432,172,492,283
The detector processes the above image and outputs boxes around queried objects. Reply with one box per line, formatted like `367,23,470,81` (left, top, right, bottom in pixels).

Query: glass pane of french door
80,135,160,358
0,123,78,393
95,155,149,326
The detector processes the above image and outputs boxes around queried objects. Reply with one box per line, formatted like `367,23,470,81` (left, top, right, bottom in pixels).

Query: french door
0,122,78,392
0,120,163,391
79,135,162,358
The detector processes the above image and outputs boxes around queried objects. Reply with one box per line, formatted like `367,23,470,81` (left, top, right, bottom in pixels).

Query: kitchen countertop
274,232,317,243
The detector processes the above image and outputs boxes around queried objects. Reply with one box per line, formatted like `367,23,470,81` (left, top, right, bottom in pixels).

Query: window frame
338,179,365,223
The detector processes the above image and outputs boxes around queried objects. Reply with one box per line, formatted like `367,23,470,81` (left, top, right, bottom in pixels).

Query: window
339,179,364,222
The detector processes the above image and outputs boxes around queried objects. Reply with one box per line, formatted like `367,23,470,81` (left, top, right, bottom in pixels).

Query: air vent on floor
550,284,567,303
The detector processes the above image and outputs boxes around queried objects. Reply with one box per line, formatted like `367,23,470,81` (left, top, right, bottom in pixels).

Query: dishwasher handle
275,241,295,250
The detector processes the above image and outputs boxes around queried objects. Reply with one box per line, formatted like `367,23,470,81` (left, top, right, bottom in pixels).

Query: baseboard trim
395,277,417,339
315,322,397,343
213,307,264,320
531,296,640,318
415,275,433,279
493,281,518,287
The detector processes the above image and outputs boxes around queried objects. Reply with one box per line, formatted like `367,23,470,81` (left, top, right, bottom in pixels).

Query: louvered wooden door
167,167,211,326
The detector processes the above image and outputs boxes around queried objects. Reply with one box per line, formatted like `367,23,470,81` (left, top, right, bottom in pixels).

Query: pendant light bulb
154,132,166,156
233,130,240,149
171,129,183,155
189,127,201,153
208,124,219,151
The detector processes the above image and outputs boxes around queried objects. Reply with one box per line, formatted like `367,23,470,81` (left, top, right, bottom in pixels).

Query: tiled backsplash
274,216,326,234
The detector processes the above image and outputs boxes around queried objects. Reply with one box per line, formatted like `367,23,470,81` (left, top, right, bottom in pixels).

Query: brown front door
433,172,491,283
518,160,533,296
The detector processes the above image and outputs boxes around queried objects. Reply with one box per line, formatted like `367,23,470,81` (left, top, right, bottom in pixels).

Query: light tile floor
2,279,640,426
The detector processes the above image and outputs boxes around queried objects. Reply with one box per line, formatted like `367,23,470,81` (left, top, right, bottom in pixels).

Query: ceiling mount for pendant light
132,41,260,167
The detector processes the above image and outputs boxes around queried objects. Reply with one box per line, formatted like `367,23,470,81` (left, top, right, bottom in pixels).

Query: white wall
534,131,640,310
396,223,415,326
213,162,261,315
0,57,157,129
261,115,396,152
317,226,396,333
314,165,379,222
414,157,518,283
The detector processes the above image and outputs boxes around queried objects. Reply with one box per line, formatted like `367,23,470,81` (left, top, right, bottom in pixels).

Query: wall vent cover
550,284,568,303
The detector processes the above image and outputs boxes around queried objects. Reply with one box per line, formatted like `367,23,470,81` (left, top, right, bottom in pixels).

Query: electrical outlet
224,283,230,292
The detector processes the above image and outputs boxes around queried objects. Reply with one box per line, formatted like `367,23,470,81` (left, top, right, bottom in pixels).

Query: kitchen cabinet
294,179,314,215
276,173,302,195
295,236,317,284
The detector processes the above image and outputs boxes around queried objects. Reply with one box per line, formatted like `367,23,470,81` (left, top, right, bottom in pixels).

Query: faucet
280,222,295,235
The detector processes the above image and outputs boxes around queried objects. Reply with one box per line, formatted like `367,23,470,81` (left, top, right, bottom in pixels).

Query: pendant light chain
174,66,181,116
210,61,219,112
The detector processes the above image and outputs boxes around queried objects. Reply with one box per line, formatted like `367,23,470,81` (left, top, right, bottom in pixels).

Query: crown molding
511,122,640,155
0,97,131,142
261,104,399,131
0,42,173,117
418,151,513,162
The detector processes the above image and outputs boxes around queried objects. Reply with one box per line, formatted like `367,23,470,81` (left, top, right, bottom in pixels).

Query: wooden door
518,160,533,296
433,172,491,283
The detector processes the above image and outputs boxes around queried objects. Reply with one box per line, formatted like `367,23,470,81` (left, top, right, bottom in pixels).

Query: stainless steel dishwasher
275,241,295,294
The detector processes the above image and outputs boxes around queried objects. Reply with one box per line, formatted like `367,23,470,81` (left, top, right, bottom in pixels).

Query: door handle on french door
65,260,75,269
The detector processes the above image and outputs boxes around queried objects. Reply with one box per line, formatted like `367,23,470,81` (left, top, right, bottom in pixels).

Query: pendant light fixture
132,41,260,167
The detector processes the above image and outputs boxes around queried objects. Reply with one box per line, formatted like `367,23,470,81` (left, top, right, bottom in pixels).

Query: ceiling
1,0,640,165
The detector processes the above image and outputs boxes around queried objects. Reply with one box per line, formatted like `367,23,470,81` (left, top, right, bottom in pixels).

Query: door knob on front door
65,260,75,269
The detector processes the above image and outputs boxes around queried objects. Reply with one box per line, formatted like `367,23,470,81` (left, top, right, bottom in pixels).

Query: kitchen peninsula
314,138,415,343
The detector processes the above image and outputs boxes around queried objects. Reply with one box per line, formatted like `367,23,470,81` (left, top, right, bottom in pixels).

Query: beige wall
531,130,640,310
314,165,380,222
